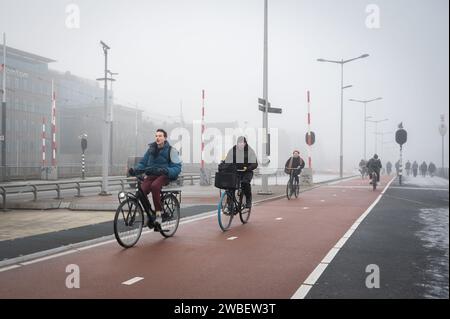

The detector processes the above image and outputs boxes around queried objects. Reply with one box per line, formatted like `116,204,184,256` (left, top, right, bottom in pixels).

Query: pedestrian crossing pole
80,133,88,180
307,91,312,169
48,80,58,180
41,117,47,180
200,89,210,186
81,152,85,179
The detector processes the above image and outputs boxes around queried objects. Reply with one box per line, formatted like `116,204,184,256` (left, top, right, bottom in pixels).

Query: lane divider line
122,277,144,286
291,284,313,299
227,236,238,241
291,176,396,299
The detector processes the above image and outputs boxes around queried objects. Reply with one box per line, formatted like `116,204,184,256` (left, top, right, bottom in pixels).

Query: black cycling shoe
153,222,162,232
245,200,252,209
147,217,155,230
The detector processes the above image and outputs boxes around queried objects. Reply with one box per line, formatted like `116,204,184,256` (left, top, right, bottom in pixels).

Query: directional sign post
258,97,282,195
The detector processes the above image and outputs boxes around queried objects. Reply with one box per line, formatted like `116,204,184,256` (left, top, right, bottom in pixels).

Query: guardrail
0,173,206,210
0,168,345,210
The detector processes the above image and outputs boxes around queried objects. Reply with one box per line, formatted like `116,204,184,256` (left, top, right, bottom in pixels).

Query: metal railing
0,173,205,210
0,168,344,210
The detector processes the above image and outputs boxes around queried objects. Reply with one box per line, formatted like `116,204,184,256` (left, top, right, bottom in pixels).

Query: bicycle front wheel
160,194,181,238
114,199,144,248
286,180,293,200
239,192,251,224
294,180,300,198
218,191,234,231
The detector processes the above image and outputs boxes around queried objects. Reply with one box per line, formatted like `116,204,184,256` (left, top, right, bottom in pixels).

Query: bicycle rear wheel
160,194,181,238
218,191,234,231
372,174,377,191
114,199,144,248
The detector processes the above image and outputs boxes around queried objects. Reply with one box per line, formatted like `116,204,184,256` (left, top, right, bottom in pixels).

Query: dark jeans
141,175,169,211
238,171,253,203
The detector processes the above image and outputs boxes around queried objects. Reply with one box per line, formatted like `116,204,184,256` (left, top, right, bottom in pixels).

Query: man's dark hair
156,129,167,138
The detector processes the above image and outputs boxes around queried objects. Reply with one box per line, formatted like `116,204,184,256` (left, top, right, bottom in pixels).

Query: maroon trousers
141,175,169,211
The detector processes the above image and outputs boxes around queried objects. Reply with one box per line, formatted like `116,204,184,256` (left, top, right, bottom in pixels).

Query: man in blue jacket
129,129,182,227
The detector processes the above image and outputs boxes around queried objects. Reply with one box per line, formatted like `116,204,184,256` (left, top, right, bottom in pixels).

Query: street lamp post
1,33,7,182
439,115,447,171
97,41,112,195
366,118,388,154
317,54,369,178
349,97,382,160
107,70,117,171
375,131,393,156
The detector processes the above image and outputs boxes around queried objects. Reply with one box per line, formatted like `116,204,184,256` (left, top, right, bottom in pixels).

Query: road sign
258,98,271,107
396,128,407,146
305,131,316,146
258,105,282,114
258,97,282,113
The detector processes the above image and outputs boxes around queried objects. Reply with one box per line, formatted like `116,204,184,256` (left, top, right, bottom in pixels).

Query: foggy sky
1,0,448,170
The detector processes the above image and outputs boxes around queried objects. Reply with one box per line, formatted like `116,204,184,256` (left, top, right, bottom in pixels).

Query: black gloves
128,167,135,176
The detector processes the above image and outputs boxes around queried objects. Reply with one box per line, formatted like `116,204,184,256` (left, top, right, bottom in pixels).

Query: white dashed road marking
122,277,144,286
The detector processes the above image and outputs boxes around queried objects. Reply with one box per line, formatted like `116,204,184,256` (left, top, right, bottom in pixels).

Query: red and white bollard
48,80,57,179
307,91,312,169
200,89,210,185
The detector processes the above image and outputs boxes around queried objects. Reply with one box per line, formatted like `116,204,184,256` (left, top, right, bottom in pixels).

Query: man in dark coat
420,161,428,177
386,161,392,175
284,150,306,185
428,162,437,177
405,160,411,176
366,154,382,183
225,136,258,208
412,161,419,177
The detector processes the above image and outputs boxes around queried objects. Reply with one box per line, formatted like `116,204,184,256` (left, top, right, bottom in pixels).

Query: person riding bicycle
128,129,182,228
386,161,392,175
224,136,258,209
405,160,411,176
428,162,437,177
359,159,367,178
412,161,419,177
284,150,305,186
420,161,428,177
366,154,382,184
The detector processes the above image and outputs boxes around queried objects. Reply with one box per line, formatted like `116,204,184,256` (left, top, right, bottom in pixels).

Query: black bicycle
114,173,181,248
370,171,378,191
286,168,300,200
217,170,251,231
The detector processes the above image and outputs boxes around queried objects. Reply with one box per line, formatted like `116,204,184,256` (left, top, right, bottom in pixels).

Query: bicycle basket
214,172,240,189
218,162,237,173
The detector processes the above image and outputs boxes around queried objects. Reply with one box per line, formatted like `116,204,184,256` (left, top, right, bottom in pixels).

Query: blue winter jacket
135,141,182,180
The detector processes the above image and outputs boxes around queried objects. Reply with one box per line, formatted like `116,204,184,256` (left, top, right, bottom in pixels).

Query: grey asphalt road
306,177,449,299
